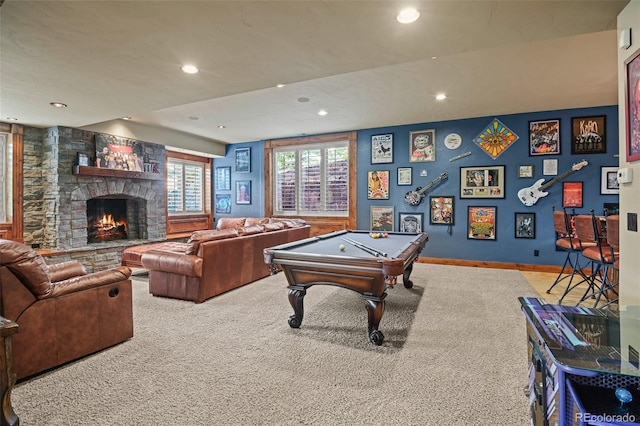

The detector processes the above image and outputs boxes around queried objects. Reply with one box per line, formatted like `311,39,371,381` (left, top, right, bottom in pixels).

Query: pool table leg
403,261,415,289
287,286,306,328
365,294,386,345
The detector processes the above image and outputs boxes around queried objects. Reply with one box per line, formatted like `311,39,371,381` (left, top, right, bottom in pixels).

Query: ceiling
0,1,630,149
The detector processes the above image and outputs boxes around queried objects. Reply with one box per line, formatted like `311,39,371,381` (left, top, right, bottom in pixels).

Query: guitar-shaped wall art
404,172,448,206
517,160,588,206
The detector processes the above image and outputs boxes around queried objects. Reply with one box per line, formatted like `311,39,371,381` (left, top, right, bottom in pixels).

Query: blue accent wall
214,105,618,266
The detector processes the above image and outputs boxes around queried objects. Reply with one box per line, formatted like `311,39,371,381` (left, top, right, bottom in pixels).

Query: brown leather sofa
140,217,310,303
0,239,133,380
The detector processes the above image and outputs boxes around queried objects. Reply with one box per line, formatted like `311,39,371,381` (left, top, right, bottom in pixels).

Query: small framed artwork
371,133,393,164
236,180,251,205
399,212,423,233
397,167,412,186
460,165,505,199
235,147,251,173
600,166,619,195
215,194,231,214
467,206,497,240
367,170,390,199
542,159,558,176
562,181,583,208
519,165,534,178
515,212,536,239
409,129,436,162
215,166,231,191
625,47,640,162
429,196,454,225
76,152,90,166
371,206,394,232
571,116,606,154
529,119,560,155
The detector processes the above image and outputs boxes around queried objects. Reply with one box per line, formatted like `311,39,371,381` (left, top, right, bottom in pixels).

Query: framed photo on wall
600,166,619,195
399,212,423,233
397,167,412,186
467,206,496,240
236,180,251,205
429,196,454,225
215,194,231,214
562,181,583,208
371,133,393,164
235,147,251,173
370,206,394,232
409,129,436,162
460,165,505,199
215,166,231,191
367,170,389,199
518,165,534,178
515,212,536,239
625,47,640,162
571,116,606,154
529,119,560,155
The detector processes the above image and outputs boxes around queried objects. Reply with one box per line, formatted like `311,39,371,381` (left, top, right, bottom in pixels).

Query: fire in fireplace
87,199,128,243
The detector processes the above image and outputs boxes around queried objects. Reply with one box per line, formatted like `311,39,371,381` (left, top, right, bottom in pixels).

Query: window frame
167,158,206,215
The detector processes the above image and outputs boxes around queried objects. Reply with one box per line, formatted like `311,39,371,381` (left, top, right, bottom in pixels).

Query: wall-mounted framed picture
397,167,412,186
600,166,619,195
76,152,90,166
215,194,231,214
625,47,640,162
236,180,251,205
370,206,394,232
571,116,606,154
429,196,454,225
518,165,534,178
371,133,393,164
467,206,496,240
367,170,389,199
235,147,251,173
399,212,423,233
215,166,231,191
562,181,583,208
460,165,505,198
529,119,560,155
409,129,436,162
515,212,536,239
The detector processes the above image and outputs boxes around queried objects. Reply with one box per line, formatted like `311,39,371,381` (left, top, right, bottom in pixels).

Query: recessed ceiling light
6,117,18,121
297,97,310,103
276,84,286,88
397,8,420,24
181,64,199,74
188,116,199,120
218,125,226,129
122,116,132,120
435,93,447,101
50,102,67,108
431,56,438,60
318,110,328,116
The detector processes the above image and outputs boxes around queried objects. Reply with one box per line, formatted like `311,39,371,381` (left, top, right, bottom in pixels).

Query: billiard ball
339,244,346,251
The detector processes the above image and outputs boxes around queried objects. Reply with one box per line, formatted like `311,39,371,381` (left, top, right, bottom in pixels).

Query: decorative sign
474,118,519,159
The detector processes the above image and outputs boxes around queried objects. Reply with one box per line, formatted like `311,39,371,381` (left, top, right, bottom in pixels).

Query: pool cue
341,237,388,258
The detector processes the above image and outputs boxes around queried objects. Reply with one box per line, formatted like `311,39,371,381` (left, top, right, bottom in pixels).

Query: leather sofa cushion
216,217,246,230
0,239,52,298
269,218,307,228
48,261,87,283
141,251,203,277
237,225,264,236
261,222,285,232
244,217,269,227
186,228,238,255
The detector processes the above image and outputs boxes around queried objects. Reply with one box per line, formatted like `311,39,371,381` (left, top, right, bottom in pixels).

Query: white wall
618,0,640,308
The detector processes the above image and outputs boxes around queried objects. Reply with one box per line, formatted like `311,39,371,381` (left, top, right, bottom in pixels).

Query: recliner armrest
48,261,87,283
141,251,202,277
45,266,132,299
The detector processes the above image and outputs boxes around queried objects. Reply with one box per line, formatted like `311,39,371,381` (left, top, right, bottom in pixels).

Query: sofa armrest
48,261,87,283
45,266,132,299
141,251,203,278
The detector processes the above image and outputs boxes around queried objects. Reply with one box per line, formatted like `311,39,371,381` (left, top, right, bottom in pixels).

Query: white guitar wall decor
517,160,588,206
404,172,448,206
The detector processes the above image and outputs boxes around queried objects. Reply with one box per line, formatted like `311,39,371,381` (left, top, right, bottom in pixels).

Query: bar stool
574,210,618,308
546,209,595,303
603,214,620,306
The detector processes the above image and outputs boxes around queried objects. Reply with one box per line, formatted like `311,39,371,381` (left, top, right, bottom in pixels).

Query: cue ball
339,244,346,251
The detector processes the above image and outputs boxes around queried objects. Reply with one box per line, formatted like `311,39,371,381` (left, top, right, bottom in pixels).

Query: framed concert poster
571,116,606,154
397,167,412,186
529,119,560,156
600,166,619,195
370,206,394,232
515,212,536,239
399,212,423,233
367,170,390,200
236,180,251,205
467,206,496,240
625,47,640,162
460,165,505,199
409,129,436,162
562,181,583,208
235,147,251,173
215,194,231,214
429,196,454,225
371,133,393,164
215,166,231,191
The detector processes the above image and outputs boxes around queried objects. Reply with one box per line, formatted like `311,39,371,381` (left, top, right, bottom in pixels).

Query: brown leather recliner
0,239,134,380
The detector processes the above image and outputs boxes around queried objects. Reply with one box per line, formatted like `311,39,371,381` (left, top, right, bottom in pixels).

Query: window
273,141,350,217
0,132,11,223
167,160,204,214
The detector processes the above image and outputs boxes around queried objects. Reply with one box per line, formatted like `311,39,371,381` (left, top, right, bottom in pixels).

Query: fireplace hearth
87,199,129,243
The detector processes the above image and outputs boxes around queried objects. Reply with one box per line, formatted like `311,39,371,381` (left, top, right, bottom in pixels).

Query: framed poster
215,166,231,191
460,165,505,198
409,129,436,162
529,119,560,155
235,147,251,173
467,206,496,240
370,206,394,232
236,180,251,205
399,212,423,233
215,194,231,214
600,166,619,195
625,47,640,162
515,212,536,239
95,133,144,171
367,170,389,199
429,196,454,225
474,118,519,159
397,167,412,186
571,116,606,154
518,165,534,178
562,182,583,208
371,133,393,164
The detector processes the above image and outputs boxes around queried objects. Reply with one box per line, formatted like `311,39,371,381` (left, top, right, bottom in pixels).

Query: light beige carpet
12,263,537,425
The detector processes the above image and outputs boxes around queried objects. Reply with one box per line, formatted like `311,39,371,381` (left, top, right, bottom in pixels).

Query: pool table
263,229,428,345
